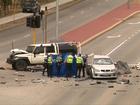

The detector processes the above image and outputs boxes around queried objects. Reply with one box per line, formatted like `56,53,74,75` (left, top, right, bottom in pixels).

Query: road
1,0,140,105
0,0,126,61
0,15,140,105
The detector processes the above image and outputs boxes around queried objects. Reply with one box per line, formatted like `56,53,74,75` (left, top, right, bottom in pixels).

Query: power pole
56,0,59,41
44,6,48,43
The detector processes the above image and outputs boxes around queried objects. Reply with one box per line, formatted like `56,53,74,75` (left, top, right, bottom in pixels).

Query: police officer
43,54,53,77
76,54,83,78
42,54,48,76
65,53,73,80
82,54,88,77
56,54,63,77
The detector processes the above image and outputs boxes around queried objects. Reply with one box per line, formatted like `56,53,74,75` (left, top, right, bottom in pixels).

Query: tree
2,0,12,15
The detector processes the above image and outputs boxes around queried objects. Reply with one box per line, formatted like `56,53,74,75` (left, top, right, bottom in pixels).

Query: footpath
60,3,140,46
0,0,80,31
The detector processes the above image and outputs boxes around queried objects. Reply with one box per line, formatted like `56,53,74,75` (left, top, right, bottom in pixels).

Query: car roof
94,55,110,59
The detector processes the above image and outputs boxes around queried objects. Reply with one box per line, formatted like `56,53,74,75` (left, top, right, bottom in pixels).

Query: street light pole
56,0,59,41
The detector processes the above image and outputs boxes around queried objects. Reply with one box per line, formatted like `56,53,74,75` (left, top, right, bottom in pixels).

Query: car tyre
89,69,93,79
15,60,28,71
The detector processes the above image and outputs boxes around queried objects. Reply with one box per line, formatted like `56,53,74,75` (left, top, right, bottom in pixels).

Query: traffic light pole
44,7,48,43
32,28,37,44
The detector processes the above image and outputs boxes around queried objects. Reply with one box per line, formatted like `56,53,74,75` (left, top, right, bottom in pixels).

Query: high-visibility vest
48,56,52,64
66,55,73,63
56,56,62,63
76,56,83,64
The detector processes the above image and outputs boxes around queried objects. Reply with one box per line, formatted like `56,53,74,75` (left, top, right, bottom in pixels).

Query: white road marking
23,34,30,38
106,40,127,56
128,22,140,25
107,34,121,39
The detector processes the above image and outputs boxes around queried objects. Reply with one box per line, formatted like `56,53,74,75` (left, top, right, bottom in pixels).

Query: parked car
6,42,78,71
21,0,40,13
86,55,118,79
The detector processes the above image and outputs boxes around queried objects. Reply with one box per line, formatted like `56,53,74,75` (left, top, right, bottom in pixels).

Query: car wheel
15,60,28,71
89,69,93,79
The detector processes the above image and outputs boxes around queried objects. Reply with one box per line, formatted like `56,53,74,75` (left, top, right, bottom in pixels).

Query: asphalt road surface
0,16,140,105
2,0,140,105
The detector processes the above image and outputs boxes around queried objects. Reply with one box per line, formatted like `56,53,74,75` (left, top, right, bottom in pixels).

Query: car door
30,46,45,64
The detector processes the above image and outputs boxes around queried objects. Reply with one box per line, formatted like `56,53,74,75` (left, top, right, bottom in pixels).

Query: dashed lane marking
107,35,121,39
128,22,140,25
23,34,30,38
106,40,127,56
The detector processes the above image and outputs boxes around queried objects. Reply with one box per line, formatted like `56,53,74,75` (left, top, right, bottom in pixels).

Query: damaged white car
86,55,118,79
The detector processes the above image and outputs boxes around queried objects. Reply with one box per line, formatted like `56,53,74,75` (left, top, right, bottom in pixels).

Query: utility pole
13,0,16,22
44,6,48,43
56,0,59,41
127,0,131,9
42,7,47,43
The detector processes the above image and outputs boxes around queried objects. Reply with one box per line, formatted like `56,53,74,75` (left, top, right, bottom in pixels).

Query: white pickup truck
86,55,118,79
7,42,78,71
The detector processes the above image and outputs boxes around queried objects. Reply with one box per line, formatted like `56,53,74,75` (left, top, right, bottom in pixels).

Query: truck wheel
15,60,28,71
12,64,16,70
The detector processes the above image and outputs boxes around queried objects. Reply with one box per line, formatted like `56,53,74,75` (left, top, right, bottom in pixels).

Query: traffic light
35,15,41,28
26,15,41,28
26,16,32,27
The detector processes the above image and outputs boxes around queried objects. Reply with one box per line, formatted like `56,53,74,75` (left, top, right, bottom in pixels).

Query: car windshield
93,58,113,65
26,46,35,53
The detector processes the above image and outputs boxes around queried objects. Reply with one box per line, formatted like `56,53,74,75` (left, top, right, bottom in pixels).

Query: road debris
31,78,46,83
117,79,130,84
136,75,140,77
27,65,43,72
89,82,96,85
116,90,127,92
75,83,79,86
107,80,117,83
113,92,117,95
108,86,114,88
17,74,25,77
0,76,5,79
116,61,131,75
96,80,102,84
0,81,6,84
0,67,5,70
15,78,26,82
54,80,59,82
